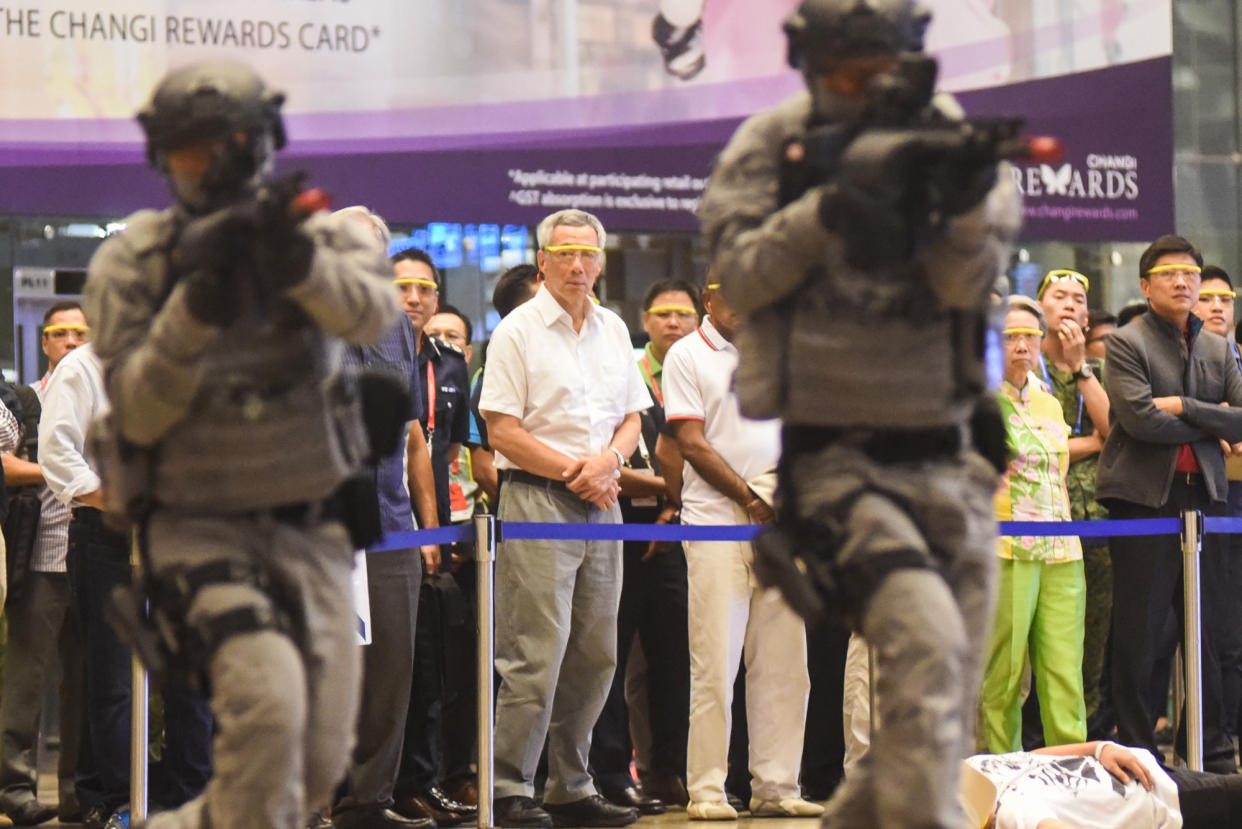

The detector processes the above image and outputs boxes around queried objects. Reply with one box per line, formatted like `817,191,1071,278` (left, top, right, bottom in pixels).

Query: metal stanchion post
474,514,496,829
130,529,149,823
1180,509,1204,772
868,642,876,739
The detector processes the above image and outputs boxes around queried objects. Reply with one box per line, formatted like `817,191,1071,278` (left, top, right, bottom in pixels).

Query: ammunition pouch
357,366,413,462
969,393,1011,475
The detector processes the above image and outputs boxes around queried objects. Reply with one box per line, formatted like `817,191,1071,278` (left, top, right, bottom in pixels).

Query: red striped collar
696,316,728,352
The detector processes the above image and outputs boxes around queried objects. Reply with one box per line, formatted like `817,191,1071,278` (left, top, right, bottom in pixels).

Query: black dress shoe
725,792,745,812
5,801,57,827
494,796,553,829
542,795,637,828
332,804,435,829
600,785,665,816
639,772,688,808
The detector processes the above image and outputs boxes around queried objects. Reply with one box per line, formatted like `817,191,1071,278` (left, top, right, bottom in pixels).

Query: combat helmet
784,0,931,71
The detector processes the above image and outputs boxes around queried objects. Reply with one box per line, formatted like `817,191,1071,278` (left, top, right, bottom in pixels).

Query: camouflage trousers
1081,542,1113,725
784,441,997,829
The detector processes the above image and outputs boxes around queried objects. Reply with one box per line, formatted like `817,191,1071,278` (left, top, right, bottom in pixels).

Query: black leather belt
784,423,963,465
500,469,570,493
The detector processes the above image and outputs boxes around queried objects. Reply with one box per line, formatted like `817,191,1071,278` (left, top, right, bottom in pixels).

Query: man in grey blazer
1097,233,1242,773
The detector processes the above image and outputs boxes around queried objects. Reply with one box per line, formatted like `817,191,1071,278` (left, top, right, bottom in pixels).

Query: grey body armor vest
92,211,369,516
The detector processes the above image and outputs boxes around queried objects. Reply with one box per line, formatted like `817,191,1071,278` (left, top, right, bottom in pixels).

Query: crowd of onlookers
2,214,1242,829
986,235,1242,779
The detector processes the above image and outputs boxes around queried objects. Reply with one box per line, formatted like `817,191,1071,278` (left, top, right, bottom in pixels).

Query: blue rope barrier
370,516,1208,549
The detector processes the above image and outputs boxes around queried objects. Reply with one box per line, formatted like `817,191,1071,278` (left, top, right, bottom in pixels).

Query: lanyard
639,352,662,408
425,359,436,450
1040,355,1084,434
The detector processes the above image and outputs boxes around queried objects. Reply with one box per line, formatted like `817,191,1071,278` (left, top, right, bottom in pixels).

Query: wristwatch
1074,362,1094,381
609,446,627,469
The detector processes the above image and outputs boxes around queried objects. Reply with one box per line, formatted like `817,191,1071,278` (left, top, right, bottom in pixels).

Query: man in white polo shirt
479,209,651,829
663,283,820,821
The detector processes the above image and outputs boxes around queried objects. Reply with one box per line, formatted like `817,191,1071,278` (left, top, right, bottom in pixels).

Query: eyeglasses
1002,327,1043,345
1036,269,1090,300
1145,264,1202,283
545,245,603,266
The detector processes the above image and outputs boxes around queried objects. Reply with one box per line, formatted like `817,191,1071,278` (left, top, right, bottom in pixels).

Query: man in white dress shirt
480,209,651,829
663,284,820,821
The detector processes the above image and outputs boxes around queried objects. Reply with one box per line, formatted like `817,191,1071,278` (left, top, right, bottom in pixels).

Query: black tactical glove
252,173,316,292
817,180,914,270
939,160,998,217
172,210,251,328
254,222,314,292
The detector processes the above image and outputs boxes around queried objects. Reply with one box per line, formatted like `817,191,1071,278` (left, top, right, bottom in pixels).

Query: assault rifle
780,54,1062,268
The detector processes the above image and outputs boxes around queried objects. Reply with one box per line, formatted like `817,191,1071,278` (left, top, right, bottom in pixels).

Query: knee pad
836,547,941,632
863,568,966,658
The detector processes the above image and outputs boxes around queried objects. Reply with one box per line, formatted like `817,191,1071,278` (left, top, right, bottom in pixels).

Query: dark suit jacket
1097,309,1242,508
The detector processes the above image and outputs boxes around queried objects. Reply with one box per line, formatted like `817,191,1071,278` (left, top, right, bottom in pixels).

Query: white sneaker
687,800,739,820
749,797,825,818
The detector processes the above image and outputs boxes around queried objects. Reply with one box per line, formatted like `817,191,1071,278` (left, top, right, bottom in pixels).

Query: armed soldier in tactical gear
83,61,398,829
699,2,1021,828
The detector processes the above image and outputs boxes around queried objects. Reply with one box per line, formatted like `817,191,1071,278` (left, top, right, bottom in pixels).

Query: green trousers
981,557,1087,753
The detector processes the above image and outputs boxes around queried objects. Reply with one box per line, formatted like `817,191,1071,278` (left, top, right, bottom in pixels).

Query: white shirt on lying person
964,748,1180,829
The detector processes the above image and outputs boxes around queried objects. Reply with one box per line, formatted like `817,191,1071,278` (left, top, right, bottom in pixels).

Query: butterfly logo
1040,164,1073,196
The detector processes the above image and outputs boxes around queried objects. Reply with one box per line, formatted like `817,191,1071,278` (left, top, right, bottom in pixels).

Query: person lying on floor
961,740,1242,828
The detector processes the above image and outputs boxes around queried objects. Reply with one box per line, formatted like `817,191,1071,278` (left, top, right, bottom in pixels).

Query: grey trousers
787,444,997,829
143,511,361,829
0,571,82,814
338,548,421,811
493,480,622,804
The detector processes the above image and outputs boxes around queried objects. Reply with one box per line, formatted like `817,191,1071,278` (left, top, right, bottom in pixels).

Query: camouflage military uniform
700,89,1021,829
1047,359,1112,726
84,207,396,829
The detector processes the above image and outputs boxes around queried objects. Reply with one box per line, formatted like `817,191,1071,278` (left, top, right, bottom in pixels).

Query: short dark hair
1116,301,1149,327
1201,264,1233,290
642,279,703,316
392,248,442,289
493,264,540,319
1086,308,1116,332
43,300,83,328
435,302,473,344
1138,234,1203,281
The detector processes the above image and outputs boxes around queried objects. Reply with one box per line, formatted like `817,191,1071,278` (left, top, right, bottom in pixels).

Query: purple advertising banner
0,56,1171,243
959,56,1173,244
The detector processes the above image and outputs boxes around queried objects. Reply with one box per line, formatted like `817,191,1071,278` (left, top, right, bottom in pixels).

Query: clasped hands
561,452,621,511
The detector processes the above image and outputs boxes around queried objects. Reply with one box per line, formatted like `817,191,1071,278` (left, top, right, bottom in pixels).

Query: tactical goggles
1036,269,1089,300
645,305,698,316
1199,288,1236,300
705,283,721,291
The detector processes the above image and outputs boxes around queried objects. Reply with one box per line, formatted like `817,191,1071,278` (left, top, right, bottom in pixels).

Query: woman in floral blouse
981,295,1087,753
